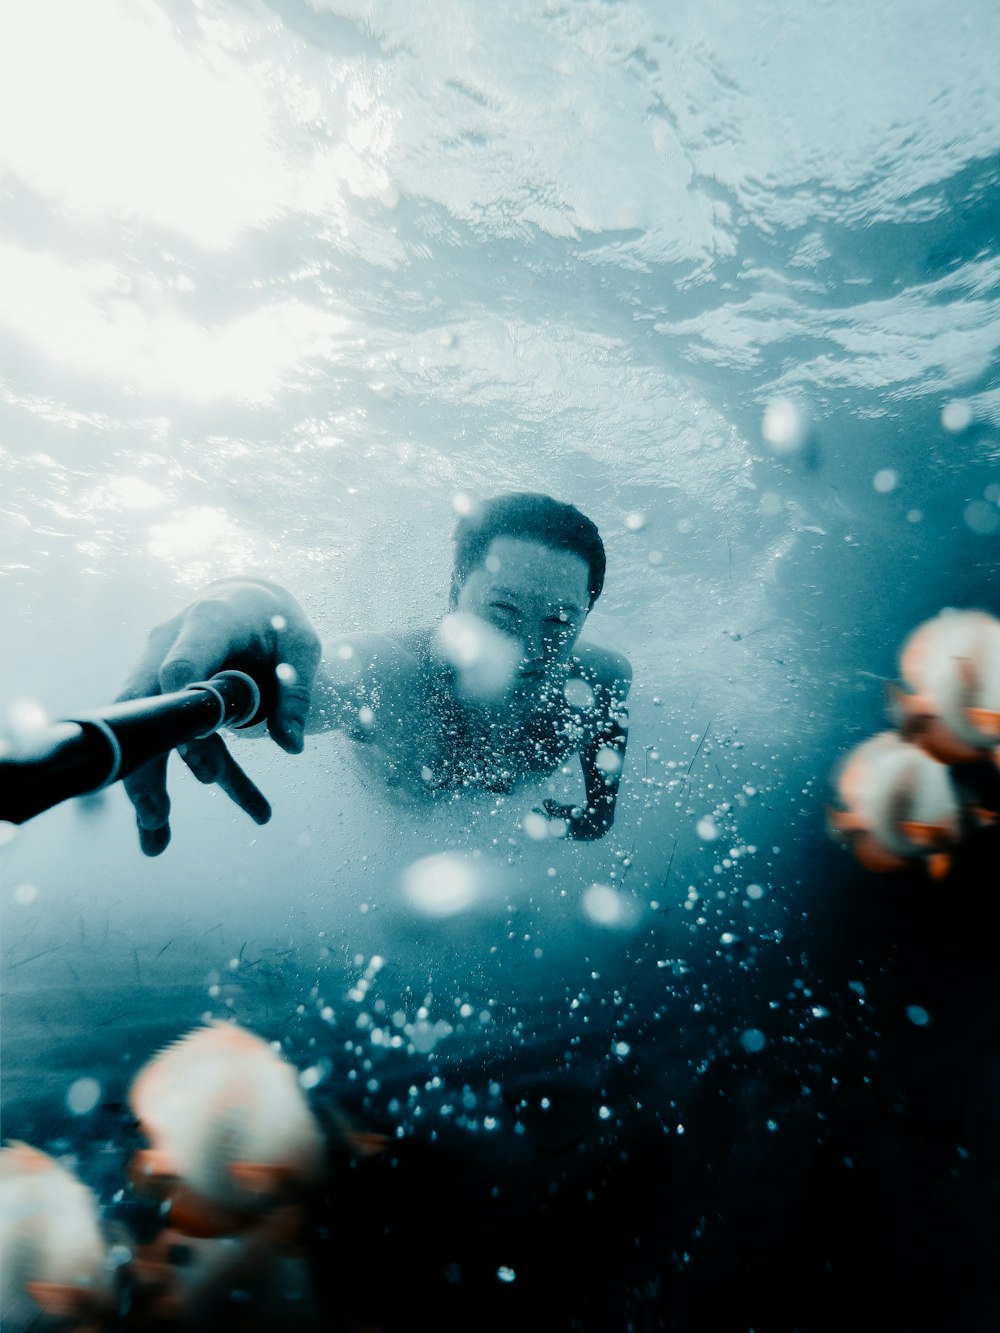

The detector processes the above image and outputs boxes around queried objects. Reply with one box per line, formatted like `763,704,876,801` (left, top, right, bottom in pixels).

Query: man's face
455,536,591,687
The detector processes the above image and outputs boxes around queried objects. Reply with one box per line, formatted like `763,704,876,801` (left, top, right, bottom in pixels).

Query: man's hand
540,798,614,841
116,578,322,855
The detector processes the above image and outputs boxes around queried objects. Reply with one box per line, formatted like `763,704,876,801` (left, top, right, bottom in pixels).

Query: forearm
580,712,628,831
303,655,352,735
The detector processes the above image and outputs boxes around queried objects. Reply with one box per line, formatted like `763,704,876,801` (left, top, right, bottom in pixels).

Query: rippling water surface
2,3,999,1329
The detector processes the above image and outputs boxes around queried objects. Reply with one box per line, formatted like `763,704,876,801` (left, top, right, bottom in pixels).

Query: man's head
448,494,606,685
450,493,605,611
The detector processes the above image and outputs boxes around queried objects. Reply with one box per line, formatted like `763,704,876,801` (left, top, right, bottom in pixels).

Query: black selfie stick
0,668,269,827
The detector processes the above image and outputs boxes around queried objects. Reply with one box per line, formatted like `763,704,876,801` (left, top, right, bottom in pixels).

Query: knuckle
146,621,178,651
191,596,236,628
279,681,312,705
285,625,322,672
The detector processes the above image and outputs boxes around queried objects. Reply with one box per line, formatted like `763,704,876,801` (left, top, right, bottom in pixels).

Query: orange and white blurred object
128,1021,327,1237
0,1142,119,1331
829,608,1000,878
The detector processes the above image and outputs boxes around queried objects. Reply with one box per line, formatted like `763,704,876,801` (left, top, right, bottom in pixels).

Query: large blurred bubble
403,852,488,917
581,882,638,929
761,396,810,455
434,613,520,702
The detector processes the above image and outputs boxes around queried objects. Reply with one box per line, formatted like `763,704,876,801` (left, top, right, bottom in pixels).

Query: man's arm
305,632,422,742
545,647,632,841
575,681,630,840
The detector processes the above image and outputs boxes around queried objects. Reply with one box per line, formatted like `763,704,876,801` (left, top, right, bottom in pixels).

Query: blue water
2,2,999,1328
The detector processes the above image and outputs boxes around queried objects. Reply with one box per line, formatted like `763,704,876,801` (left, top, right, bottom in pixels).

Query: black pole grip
0,670,262,826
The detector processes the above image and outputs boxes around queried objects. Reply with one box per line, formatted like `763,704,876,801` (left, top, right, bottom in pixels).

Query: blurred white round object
435,613,520,701
403,852,479,917
873,468,898,493
582,882,634,928
128,1021,325,1214
66,1078,101,1116
941,400,972,432
761,397,809,453
564,678,595,711
0,1142,112,1330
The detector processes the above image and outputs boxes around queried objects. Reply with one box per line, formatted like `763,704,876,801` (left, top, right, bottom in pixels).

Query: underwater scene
2,1,999,1329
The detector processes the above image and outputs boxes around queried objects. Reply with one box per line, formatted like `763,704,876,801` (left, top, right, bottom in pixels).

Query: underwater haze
2,1,1000,1329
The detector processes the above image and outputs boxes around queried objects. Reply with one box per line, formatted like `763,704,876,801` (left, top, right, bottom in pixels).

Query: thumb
268,672,310,753
267,627,322,753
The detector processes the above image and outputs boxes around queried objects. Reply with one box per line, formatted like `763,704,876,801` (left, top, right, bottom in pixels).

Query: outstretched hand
539,798,613,841
116,579,322,855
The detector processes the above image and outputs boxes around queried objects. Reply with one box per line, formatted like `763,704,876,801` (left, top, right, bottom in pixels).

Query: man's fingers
159,608,246,694
179,736,271,825
268,681,310,753
124,756,171,857
268,621,322,753
138,823,171,857
542,799,577,819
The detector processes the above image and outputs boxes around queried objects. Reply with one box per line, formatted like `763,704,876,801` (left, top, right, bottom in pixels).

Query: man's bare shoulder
324,629,424,676
573,640,633,697
307,629,432,733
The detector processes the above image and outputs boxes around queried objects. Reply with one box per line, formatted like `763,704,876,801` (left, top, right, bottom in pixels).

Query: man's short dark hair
450,492,606,609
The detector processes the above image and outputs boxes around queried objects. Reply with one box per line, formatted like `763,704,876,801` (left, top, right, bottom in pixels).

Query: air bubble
964,501,999,536
66,1078,101,1115
740,1029,766,1053
941,400,972,432
523,812,549,841
564,678,595,711
762,397,809,453
582,883,633,928
873,469,898,493
403,853,479,917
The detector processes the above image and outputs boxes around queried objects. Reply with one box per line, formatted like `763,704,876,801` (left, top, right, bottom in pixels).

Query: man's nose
519,624,546,661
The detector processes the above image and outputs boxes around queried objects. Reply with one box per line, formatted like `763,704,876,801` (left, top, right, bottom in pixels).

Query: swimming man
118,493,632,854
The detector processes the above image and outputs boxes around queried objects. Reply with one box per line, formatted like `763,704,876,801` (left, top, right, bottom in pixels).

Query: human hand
539,798,613,841
116,578,322,855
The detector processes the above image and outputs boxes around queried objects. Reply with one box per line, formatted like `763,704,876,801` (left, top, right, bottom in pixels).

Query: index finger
123,755,171,856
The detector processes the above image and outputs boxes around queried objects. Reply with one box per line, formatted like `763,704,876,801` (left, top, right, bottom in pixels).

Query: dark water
3,1,1000,1328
